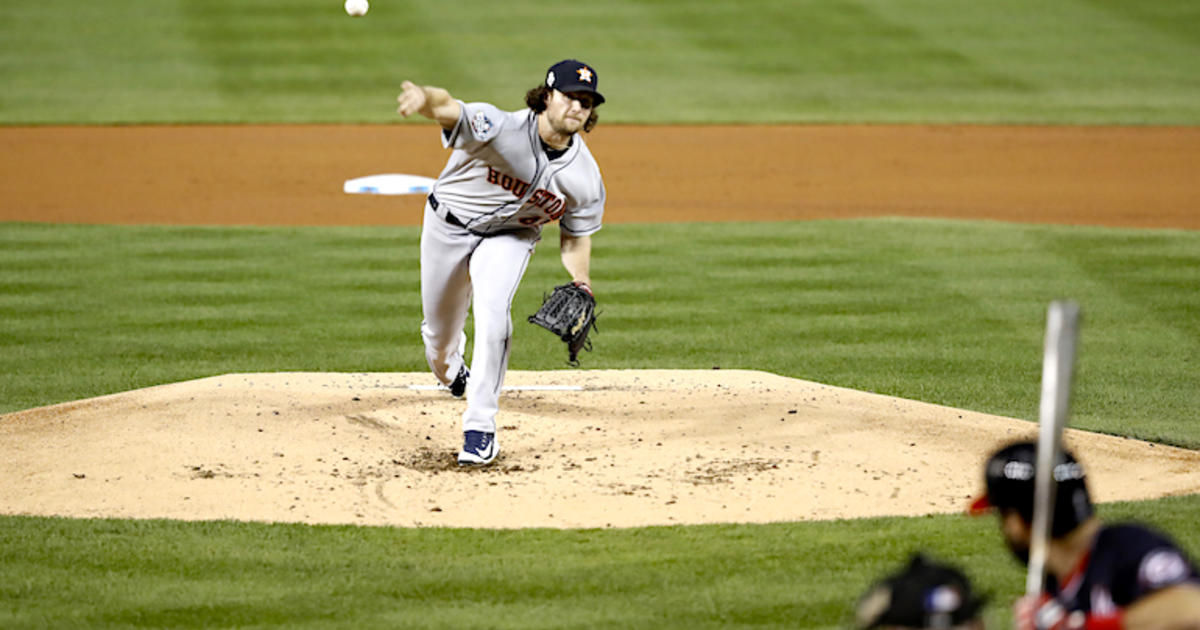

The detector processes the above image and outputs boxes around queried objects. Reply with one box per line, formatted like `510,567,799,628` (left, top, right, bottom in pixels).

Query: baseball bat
1026,300,1081,595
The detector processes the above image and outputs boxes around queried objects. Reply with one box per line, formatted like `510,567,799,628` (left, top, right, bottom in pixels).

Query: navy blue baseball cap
545,59,605,105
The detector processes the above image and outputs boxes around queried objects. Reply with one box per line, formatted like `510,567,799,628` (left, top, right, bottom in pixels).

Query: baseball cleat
449,366,469,398
457,430,498,466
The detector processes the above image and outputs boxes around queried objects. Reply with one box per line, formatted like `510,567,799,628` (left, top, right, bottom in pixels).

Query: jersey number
519,191,567,225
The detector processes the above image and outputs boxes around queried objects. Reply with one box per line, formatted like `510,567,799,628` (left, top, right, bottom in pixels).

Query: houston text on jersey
485,166,567,224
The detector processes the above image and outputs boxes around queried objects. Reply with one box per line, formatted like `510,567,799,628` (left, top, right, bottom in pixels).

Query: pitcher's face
544,89,593,135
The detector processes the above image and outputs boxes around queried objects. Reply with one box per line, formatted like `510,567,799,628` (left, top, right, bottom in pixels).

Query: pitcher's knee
473,318,512,345
421,324,455,347
475,331,512,350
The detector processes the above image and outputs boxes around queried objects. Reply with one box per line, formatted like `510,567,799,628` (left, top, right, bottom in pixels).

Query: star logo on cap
576,67,594,83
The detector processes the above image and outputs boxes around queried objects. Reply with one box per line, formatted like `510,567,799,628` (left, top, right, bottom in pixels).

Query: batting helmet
970,441,1094,538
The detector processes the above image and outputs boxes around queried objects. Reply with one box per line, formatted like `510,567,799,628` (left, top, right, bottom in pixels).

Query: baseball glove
528,283,598,366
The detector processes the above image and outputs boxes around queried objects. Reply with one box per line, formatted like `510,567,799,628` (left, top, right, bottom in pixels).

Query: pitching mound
2,370,1198,529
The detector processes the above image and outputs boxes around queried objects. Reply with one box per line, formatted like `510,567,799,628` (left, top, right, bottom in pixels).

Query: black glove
528,283,598,366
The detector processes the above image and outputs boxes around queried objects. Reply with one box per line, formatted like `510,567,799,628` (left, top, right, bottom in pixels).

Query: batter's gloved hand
1014,594,1101,630
528,282,598,366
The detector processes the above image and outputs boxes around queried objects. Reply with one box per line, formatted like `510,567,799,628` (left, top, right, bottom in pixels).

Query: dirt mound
2,370,1197,529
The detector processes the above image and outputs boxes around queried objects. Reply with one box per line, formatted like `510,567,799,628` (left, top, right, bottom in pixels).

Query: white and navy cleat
457,430,497,466
449,366,469,398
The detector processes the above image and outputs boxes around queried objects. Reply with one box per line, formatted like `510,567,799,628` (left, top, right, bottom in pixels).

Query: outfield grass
3,220,1198,447
2,497,1198,629
2,0,1199,124
3,219,1198,628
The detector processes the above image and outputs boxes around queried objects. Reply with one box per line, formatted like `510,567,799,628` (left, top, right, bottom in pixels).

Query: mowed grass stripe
4,220,1198,447
2,0,1199,123
1031,229,1200,443
0,224,420,398
1,497,1198,629
1,219,1198,628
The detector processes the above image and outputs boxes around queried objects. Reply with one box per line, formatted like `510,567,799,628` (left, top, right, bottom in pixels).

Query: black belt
428,194,467,229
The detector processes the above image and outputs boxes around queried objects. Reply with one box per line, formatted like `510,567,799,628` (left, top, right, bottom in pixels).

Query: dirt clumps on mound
2,370,1197,529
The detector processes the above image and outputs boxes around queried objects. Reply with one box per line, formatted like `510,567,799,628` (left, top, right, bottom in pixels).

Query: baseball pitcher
396,59,606,466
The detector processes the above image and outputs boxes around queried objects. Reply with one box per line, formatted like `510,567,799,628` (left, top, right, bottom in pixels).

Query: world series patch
470,111,494,137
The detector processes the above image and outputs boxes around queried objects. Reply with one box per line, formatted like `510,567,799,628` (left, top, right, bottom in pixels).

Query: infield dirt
3,125,1198,229
2,124,1198,528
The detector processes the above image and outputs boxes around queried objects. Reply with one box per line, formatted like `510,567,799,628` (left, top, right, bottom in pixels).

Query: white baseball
344,0,369,17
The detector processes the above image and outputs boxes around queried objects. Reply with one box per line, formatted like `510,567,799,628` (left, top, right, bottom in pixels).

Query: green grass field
2,499,1199,629
2,220,1199,628
3,220,1199,447
2,0,1199,124
0,498,1197,629
2,0,1199,628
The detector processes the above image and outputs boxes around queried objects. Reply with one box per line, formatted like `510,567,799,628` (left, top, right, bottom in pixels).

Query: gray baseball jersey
430,101,606,237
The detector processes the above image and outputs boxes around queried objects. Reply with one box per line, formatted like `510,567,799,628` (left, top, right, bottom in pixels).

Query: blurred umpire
971,441,1200,630
855,553,987,629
